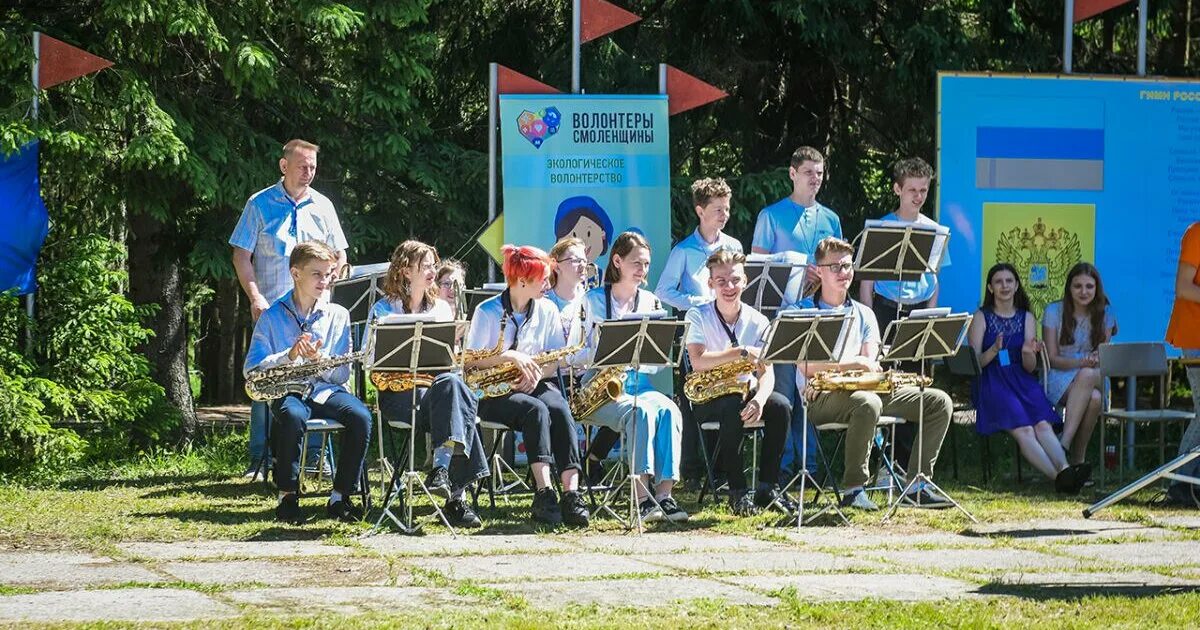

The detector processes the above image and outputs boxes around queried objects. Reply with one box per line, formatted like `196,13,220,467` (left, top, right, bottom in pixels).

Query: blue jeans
773,363,819,479
270,391,373,494
587,386,682,484
249,400,325,469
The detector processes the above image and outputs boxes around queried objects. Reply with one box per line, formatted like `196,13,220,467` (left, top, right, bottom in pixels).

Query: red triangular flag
36,33,112,90
664,65,727,116
497,65,562,94
580,0,641,43
1074,0,1133,22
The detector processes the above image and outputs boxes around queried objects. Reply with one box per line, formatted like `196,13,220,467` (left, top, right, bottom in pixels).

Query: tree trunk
214,277,241,403
127,210,198,441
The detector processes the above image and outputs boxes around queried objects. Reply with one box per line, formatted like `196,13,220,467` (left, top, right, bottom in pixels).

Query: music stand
332,262,388,402
1083,445,1200,517
465,285,503,316
589,315,688,532
852,220,948,282
877,310,975,522
365,318,463,536
743,252,807,319
761,308,852,527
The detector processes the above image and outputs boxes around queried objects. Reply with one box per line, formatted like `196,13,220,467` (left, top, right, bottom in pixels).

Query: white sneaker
839,489,880,511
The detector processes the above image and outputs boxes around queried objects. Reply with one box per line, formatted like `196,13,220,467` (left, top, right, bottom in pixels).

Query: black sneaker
531,488,563,525
560,490,591,528
425,466,451,498
1164,483,1200,508
755,486,798,514
728,490,760,516
444,498,482,528
584,458,608,488
275,495,307,525
639,498,665,523
326,498,364,523
902,486,953,509
1054,465,1082,494
658,496,690,522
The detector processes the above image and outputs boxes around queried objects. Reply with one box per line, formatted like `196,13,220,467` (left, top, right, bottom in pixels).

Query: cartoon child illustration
554,195,615,263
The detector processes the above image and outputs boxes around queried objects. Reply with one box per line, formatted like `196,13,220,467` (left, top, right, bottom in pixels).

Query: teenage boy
244,241,372,525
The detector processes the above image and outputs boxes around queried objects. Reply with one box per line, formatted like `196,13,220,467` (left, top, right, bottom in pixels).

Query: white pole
658,63,667,95
1063,0,1074,73
26,32,40,351
572,0,581,93
1137,0,1148,76
488,62,498,283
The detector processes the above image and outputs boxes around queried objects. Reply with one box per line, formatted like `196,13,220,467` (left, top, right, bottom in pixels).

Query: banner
499,94,671,284
0,141,50,295
937,72,1200,345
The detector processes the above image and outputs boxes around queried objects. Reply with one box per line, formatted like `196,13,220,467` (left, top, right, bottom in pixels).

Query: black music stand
590,315,687,532
466,284,505,316
761,308,852,527
852,220,948,282
332,262,387,401
744,252,807,319
877,310,975,522
365,318,463,536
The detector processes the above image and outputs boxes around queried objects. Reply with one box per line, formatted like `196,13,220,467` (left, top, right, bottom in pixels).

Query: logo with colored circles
516,107,561,148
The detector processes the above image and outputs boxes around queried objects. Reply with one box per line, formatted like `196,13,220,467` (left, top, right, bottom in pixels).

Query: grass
2,426,1200,628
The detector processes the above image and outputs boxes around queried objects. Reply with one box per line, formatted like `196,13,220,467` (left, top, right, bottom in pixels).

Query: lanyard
716,305,740,347
604,285,641,320
281,298,319,335
500,289,535,351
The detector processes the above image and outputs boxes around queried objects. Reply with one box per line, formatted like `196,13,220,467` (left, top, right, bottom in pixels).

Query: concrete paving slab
485,577,777,607
782,528,991,550
725,573,977,601
224,586,464,614
0,588,234,622
865,548,1088,572
966,518,1177,542
0,551,163,587
405,552,661,581
359,533,571,557
987,571,1197,587
569,533,790,555
159,557,392,587
1059,541,1200,567
118,540,347,560
1151,515,1200,529
639,549,883,574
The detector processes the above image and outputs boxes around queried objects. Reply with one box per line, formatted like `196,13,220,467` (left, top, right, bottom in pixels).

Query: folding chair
474,420,534,510
1098,342,1196,488
297,418,371,510
695,421,763,506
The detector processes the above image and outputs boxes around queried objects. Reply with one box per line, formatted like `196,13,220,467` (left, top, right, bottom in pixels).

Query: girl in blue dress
1043,263,1116,466
968,263,1088,493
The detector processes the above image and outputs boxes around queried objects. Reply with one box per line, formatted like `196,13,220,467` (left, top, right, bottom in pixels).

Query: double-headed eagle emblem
995,218,1082,319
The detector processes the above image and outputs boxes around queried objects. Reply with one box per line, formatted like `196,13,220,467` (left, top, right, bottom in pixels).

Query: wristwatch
739,347,749,359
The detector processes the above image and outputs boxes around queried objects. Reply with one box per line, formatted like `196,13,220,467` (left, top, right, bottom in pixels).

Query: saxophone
465,341,584,399
570,366,627,418
684,358,758,404
245,350,366,402
807,369,932,393
370,372,435,393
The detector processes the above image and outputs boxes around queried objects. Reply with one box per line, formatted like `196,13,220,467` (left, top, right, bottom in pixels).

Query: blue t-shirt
871,212,952,305
751,197,842,258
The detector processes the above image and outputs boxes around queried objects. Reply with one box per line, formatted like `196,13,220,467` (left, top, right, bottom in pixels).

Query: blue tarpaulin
0,141,49,295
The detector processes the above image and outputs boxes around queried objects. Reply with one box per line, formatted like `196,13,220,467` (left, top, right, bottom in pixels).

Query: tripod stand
763,308,852,527
366,319,463,536
590,316,687,532
1084,445,1200,517
877,310,976,523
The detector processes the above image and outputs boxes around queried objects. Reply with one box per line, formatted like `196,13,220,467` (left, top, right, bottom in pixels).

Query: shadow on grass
139,478,272,500
56,473,228,491
977,582,1200,600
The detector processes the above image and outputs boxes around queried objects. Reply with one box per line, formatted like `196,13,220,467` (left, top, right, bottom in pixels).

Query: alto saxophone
245,349,366,402
807,369,932,393
370,372,435,393
465,341,585,399
569,366,627,418
684,358,757,404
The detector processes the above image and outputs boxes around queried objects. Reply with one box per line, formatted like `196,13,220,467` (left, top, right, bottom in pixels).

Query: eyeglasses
437,280,456,289
412,263,436,273
819,262,855,274
556,257,586,266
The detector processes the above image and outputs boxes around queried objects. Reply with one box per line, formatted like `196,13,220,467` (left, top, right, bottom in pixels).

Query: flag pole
1063,0,1074,73
26,32,40,352
1137,0,1148,76
572,0,581,93
487,62,498,283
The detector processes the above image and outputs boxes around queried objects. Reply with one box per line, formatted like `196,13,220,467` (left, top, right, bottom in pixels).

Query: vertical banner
499,94,671,285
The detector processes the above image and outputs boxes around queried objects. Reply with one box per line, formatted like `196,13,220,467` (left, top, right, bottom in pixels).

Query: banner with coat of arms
498,94,671,285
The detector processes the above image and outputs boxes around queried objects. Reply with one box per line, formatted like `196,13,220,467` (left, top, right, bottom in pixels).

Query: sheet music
346,262,389,280
746,251,808,265
481,282,507,291
618,309,669,321
377,312,440,324
906,307,953,319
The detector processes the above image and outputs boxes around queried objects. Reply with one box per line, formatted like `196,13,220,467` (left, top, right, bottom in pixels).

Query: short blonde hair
289,240,337,269
283,139,320,159
691,177,732,208
790,145,824,168
704,248,746,271
814,236,854,263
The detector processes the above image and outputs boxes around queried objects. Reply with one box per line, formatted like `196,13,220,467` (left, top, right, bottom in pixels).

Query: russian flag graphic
975,126,1104,191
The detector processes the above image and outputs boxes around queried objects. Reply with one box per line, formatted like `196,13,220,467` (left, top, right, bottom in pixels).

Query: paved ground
2,516,1199,623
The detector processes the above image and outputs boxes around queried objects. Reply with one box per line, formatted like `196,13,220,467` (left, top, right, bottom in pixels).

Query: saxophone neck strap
500,289,534,351
604,284,640,320
716,304,740,348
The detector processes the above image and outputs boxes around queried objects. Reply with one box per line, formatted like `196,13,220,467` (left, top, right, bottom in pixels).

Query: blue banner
938,73,1200,345
0,141,49,295
499,94,671,284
